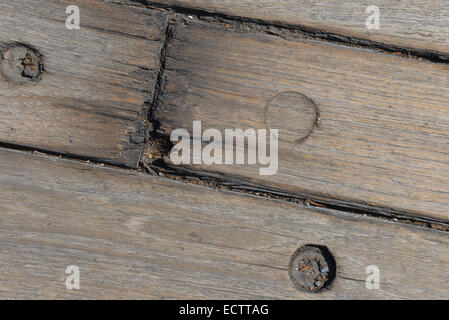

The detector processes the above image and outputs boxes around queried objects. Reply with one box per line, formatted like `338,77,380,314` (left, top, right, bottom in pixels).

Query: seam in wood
140,17,175,172
130,10,174,169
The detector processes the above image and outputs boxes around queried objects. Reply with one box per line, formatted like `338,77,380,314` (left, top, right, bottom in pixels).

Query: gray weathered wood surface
155,22,449,222
1,147,449,299
146,0,449,57
0,0,167,167
1,0,449,300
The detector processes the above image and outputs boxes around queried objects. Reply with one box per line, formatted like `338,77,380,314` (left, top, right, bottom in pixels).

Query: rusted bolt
288,244,336,293
1,44,43,83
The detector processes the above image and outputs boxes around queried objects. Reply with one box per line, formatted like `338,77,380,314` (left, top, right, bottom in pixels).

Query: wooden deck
1,0,449,299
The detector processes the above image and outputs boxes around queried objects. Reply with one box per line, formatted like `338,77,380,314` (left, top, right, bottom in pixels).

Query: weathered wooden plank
1,147,449,299
154,22,449,222
0,0,168,167
146,0,449,57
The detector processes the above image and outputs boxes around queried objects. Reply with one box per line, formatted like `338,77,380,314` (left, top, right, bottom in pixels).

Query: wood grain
0,0,168,167
145,0,449,57
155,22,449,222
1,147,449,299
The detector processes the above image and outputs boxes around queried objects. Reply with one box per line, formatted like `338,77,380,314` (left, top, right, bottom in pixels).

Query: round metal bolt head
288,245,336,293
1,44,43,83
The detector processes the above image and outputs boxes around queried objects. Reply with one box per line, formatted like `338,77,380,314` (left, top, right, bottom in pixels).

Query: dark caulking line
2,138,449,234
142,157,449,233
0,142,138,170
142,17,175,175
149,14,173,108
135,0,449,64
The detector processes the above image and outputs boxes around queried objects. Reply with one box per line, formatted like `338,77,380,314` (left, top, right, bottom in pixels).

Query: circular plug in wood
266,91,318,144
